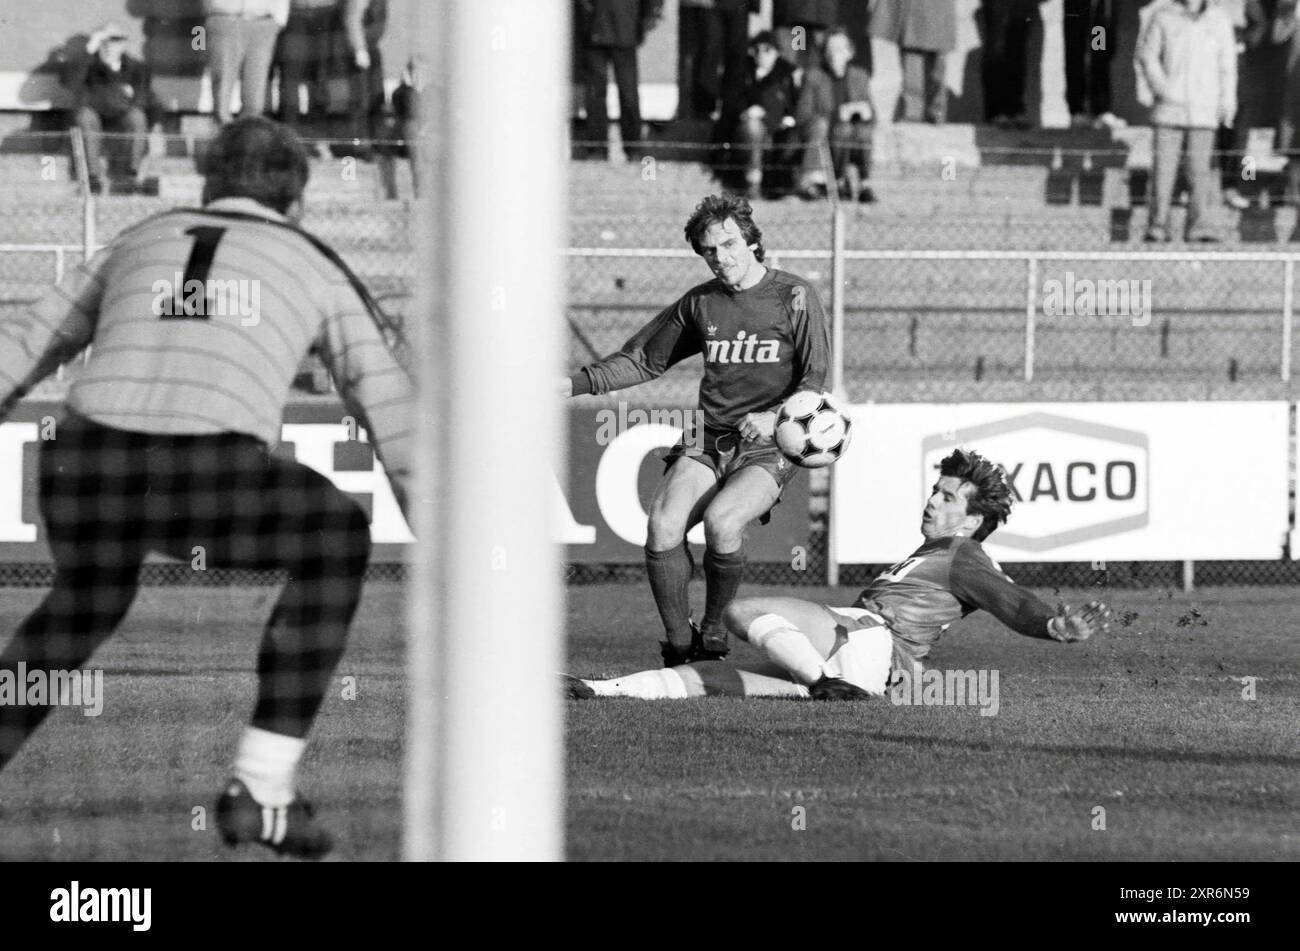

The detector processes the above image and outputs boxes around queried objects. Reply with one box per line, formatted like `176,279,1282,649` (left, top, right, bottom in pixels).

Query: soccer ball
773,390,853,468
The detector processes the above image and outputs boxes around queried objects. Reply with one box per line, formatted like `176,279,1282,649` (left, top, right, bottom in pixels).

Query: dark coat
62,52,155,119
576,0,664,47
743,56,800,131
869,0,958,52
772,0,842,28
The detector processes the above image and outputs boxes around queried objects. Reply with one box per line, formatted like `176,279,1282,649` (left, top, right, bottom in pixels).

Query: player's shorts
663,426,799,490
823,606,905,696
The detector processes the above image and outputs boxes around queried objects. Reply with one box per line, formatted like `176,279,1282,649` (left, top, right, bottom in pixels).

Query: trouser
1150,125,1215,235
347,41,386,144
981,1,1033,120
0,415,372,769
73,105,147,176
582,44,642,153
1062,0,1116,116
799,115,874,184
677,6,721,120
206,13,283,123
276,5,335,129
900,48,947,123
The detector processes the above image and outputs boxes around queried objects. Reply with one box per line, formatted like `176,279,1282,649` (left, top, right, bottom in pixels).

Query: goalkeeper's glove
1047,600,1111,643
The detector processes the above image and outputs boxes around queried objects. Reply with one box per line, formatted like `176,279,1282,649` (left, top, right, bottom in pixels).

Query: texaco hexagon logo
921,413,1149,553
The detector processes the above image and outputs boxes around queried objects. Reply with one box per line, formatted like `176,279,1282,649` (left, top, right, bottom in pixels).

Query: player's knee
646,506,688,550
723,600,758,640
702,508,744,550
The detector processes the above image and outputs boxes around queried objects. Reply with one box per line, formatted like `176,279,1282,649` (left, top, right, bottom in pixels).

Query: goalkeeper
567,449,1112,701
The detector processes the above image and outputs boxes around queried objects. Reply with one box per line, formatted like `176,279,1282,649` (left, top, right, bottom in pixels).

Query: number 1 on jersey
167,226,227,319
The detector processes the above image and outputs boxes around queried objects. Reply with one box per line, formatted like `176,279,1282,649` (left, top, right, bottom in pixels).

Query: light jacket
203,0,290,26
1138,0,1238,127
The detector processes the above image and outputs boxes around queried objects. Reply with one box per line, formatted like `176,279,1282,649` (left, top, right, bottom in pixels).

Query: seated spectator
63,23,156,193
795,28,876,202
1138,0,1237,242
204,0,290,125
734,31,800,199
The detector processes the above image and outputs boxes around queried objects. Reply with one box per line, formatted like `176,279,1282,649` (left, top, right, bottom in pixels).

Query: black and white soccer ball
773,390,853,469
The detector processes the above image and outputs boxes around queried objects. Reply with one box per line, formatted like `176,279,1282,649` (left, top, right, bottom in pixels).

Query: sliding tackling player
0,117,413,858
567,449,1112,700
562,194,830,665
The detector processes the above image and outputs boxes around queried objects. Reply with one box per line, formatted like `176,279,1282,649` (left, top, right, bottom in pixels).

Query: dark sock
701,547,746,638
645,543,694,646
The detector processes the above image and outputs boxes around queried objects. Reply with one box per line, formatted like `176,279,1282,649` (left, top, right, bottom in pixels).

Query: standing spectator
1064,0,1123,128
870,0,957,123
1223,1,1293,209
342,0,388,158
796,28,876,202
1273,2,1300,207
714,0,762,143
62,23,155,193
276,0,337,141
392,55,426,195
734,30,800,197
576,0,664,160
980,0,1041,127
1138,0,1237,242
772,0,842,70
205,0,290,125
678,0,722,122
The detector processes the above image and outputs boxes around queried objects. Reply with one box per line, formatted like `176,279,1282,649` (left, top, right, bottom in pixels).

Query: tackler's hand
740,411,776,444
1048,600,1112,643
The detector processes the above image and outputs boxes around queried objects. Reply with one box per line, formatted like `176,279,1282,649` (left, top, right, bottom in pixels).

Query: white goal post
404,0,568,861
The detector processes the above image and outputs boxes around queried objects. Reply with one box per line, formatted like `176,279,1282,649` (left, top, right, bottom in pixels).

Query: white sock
585,669,690,699
747,614,826,685
234,726,306,808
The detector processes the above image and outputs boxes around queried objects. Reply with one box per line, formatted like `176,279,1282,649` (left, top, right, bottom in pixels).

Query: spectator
1138,0,1237,242
1064,0,1123,128
980,0,1042,128
795,27,876,202
204,0,290,125
734,30,800,198
392,55,426,195
576,0,664,160
63,22,155,193
276,0,337,142
1274,2,1300,206
342,0,388,158
1223,1,1293,209
678,0,722,121
714,0,762,144
870,0,956,124
772,0,841,71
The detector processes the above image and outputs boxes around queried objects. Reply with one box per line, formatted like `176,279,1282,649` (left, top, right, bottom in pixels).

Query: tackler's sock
645,543,695,647
233,726,305,809
746,613,826,686
701,547,746,641
585,668,698,699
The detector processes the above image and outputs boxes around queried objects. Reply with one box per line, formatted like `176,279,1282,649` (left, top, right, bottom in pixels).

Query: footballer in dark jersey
566,449,1112,701
562,195,830,665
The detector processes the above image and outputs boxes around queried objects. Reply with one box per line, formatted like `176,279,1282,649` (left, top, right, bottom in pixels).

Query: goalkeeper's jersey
0,197,413,507
854,535,1055,665
571,266,830,431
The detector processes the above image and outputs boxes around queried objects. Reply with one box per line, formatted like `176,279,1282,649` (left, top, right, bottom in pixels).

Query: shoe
808,674,874,701
561,674,595,700
685,618,729,662
216,778,333,859
1095,112,1127,130
1223,188,1250,211
660,639,691,667
859,185,876,204
86,176,103,195
1142,227,1170,243
1187,228,1221,243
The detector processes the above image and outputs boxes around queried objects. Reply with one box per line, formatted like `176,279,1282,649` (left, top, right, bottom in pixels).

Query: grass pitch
0,579,1295,860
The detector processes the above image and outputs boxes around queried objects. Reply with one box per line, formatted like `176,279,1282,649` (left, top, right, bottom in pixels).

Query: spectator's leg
1062,0,1089,118
676,6,704,120
736,113,769,193
240,15,282,119
715,3,749,135
206,13,243,124
611,45,642,158
1006,6,1031,121
122,106,148,176
277,12,309,128
1185,126,1216,238
900,47,926,122
981,2,1011,121
925,51,948,124
798,115,831,192
1148,124,1181,238
73,106,105,183
1089,0,1116,117
581,45,610,157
